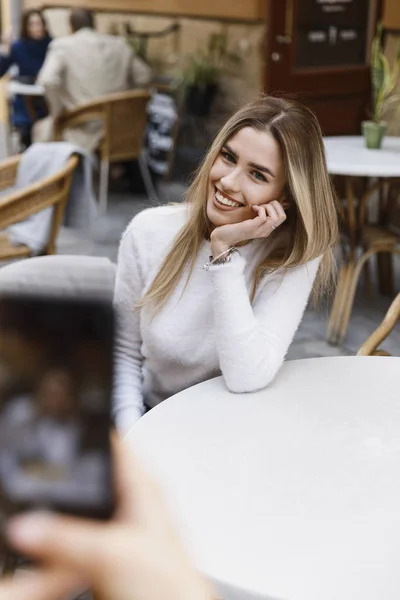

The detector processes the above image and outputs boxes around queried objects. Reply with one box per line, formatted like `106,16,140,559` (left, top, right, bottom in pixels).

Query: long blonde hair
139,95,339,311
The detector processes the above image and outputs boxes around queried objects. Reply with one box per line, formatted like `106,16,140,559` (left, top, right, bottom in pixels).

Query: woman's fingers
273,200,288,222
0,439,215,600
5,437,124,574
6,511,108,577
5,440,169,578
251,205,268,223
251,203,285,236
265,202,280,223
264,201,287,231
0,568,80,600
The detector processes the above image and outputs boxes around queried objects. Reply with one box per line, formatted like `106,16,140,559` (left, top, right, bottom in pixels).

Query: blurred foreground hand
1,436,214,600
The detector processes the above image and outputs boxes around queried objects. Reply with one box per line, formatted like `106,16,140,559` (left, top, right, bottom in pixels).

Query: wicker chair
357,293,400,356
327,179,400,346
0,153,78,260
53,90,157,211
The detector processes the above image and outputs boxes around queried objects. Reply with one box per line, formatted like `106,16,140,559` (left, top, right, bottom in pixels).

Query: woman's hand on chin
210,201,287,258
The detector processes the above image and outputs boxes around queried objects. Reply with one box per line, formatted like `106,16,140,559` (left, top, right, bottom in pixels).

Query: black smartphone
0,294,115,521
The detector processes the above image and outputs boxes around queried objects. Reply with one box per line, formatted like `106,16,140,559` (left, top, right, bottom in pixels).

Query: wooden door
264,0,381,135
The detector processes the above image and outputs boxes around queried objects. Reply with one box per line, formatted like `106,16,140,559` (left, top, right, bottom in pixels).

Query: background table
6,81,45,98
324,135,400,178
6,81,47,153
324,136,400,258
324,136,400,343
126,356,400,600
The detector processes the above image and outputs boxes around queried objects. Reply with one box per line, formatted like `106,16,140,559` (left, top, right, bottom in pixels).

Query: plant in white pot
362,22,400,149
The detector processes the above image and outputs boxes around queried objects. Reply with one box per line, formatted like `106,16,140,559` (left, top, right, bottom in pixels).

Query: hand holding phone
1,438,214,600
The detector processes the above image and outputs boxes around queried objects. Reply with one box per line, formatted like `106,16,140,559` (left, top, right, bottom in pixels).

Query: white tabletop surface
126,356,400,600
324,135,400,177
6,80,44,97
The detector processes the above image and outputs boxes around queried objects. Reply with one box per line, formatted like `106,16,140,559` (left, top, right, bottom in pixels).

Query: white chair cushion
0,255,116,300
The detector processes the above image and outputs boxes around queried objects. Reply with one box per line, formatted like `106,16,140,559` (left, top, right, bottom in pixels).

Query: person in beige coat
34,8,152,151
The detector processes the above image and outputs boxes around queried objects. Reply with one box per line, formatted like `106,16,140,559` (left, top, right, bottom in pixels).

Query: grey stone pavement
55,179,400,359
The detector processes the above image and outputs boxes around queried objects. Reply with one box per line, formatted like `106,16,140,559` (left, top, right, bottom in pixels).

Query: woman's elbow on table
221,357,284,395
112,396,145,437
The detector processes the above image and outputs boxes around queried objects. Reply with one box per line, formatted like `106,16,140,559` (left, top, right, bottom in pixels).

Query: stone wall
39,8,266,123
383,33,400,135
19,4,400,133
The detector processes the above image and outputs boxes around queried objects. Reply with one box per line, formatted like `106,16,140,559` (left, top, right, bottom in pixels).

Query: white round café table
324,135,400,177
126,356,400,600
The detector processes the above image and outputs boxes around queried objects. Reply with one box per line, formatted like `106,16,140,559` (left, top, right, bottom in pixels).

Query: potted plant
362,22,400,149
180,30,241,117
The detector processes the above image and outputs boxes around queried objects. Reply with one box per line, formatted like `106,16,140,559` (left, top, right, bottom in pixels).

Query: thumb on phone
6,511,108,576
0,568,77,600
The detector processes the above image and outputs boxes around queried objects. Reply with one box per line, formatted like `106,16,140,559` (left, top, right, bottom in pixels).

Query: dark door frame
263,0,383,134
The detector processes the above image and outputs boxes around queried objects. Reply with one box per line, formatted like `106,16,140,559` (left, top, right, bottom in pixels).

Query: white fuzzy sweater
113,204,320,434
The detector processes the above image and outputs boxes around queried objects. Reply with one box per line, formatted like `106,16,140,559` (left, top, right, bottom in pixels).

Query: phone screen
0,294,114,520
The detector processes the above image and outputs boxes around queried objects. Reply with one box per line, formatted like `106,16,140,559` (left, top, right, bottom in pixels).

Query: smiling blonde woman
113,95,339,433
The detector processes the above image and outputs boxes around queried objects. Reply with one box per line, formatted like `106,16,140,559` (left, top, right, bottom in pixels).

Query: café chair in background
357,293,400,357
53,90,157,212
0,153,78,260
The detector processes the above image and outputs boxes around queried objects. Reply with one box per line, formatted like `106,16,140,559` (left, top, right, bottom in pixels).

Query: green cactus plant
370,21,400,124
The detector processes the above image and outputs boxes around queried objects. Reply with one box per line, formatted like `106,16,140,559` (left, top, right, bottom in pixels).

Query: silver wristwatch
203,248,241,271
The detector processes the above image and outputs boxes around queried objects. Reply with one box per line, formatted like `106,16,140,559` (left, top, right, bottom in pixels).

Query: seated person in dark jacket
0,9,52,148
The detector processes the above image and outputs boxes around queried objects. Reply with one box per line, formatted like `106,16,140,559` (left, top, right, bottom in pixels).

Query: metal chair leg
138,151,159,203
99,159,110,213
